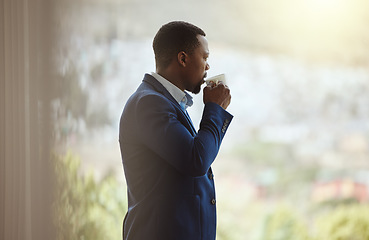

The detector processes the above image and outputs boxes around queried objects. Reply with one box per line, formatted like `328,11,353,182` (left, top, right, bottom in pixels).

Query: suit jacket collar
142,74,197,134
143,74,178,104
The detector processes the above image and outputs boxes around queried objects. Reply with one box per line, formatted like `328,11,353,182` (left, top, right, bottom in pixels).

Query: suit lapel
142,74,197,135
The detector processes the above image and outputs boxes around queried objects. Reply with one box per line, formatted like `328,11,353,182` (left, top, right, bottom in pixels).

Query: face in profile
184,35,210,94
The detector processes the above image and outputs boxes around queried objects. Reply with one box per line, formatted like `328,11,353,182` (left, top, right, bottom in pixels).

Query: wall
0,0,55,239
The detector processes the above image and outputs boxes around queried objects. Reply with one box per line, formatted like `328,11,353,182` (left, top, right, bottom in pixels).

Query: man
119,21,233,240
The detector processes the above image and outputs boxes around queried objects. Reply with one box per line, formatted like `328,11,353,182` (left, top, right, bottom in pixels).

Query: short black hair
153,21,206,70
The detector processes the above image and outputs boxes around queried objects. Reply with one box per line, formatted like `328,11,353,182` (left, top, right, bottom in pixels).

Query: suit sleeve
136,94,233,177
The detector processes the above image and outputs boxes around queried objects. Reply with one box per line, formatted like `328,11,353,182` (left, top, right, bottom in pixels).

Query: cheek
197,61,206,71
202,60,208,70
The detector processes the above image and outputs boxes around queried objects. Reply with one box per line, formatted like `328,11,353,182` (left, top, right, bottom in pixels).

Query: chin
191,83,202,94
191,88,201,94
191,78,205,94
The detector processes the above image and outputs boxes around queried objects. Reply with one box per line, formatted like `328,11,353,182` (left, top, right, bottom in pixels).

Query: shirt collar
151,72,193,109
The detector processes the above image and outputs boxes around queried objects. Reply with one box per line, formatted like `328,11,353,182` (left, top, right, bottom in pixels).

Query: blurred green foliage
52,152,369,240
258,206,310,240
53,152,126,240
232,203,369,240
313,204,369,240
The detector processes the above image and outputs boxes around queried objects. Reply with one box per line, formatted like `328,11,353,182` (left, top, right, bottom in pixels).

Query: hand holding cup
203,74,231,110
205,74,227,87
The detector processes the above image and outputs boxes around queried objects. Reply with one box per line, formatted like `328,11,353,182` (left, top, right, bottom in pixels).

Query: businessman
119,21,233,240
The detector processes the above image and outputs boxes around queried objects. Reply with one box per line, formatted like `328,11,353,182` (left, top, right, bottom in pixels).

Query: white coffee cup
205,74,227,87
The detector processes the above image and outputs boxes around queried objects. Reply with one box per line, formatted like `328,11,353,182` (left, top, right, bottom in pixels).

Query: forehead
196,35,209,55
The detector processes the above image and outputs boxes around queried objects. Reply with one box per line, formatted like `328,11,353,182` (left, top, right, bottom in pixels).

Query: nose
205,62,210,71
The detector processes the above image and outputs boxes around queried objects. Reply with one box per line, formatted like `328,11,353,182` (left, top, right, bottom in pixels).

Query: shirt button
211,199,216,205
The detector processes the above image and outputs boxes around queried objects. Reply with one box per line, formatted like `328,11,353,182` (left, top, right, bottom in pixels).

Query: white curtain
0,0,55,239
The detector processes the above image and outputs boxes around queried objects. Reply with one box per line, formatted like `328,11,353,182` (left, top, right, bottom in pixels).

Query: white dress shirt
151,72,193,110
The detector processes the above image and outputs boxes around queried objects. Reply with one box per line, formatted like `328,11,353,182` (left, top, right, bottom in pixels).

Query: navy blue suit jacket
119,74,233,240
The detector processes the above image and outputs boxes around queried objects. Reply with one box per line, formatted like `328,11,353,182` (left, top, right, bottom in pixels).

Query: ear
177,51,188,67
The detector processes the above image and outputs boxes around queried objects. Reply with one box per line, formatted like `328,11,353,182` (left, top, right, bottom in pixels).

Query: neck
156,67,185,91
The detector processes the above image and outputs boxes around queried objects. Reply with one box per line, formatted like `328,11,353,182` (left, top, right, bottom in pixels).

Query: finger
204,85,212,91
215,82,230,90
218,82,229,89
217,81,229,87
205,80,215,87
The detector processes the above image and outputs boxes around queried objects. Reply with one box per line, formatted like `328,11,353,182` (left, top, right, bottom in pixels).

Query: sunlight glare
311,0,343,8
302,0,347,14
